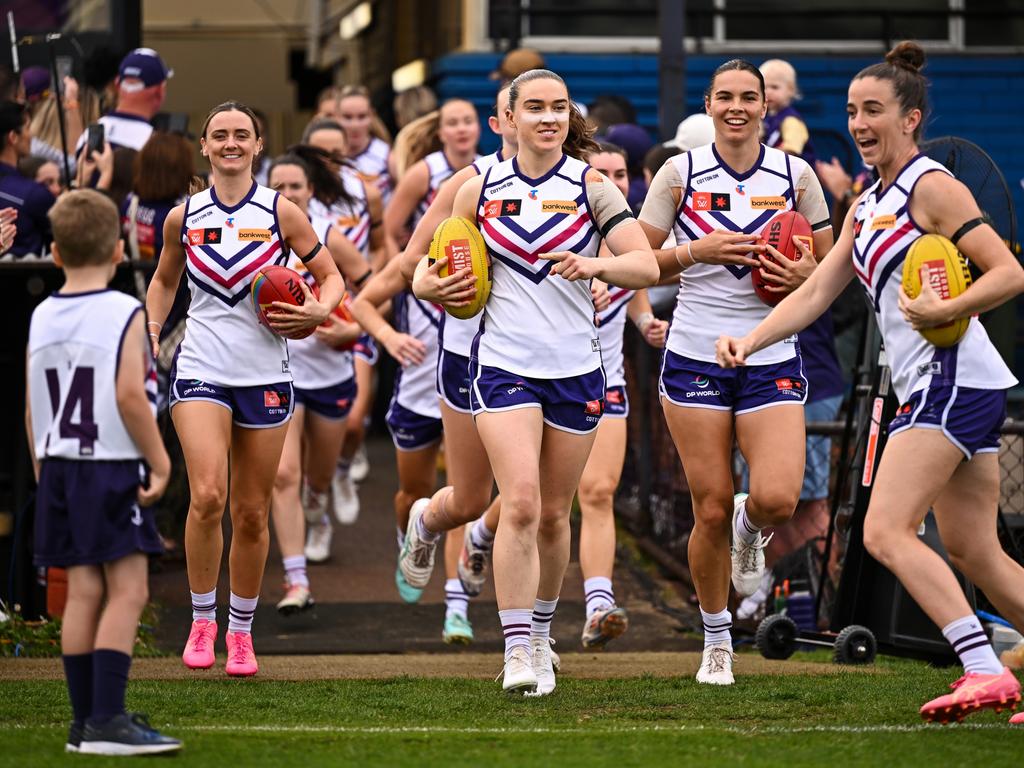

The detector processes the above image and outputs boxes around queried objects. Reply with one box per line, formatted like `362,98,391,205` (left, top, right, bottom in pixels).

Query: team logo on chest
693,192,730,211
480,186,594,285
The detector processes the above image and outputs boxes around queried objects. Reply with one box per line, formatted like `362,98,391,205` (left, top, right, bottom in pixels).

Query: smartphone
86,123,104,156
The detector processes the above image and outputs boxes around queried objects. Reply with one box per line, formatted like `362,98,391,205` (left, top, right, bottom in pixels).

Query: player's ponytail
854,40,928,141
562,101,600,162
391,110,441,181
285,143,347,209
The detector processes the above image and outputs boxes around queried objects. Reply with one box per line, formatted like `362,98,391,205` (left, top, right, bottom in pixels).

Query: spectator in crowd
24,67,97,171
760,59,816,165
665,113,714,152
393,85,437,130
604,123,654,211
75,48,172,156
0,101,56,258
18,155,63,198
0,64,19,101
489,47,546,85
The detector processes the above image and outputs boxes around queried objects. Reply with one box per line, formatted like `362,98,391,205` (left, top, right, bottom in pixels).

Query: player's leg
61,564,104,750
863,428,1018,720
734,402,806,595
393,437,442,602
270,407,315,613
934,452,1024,633
662,401,737,684
475,406,545,693
333,355,373,521
80,554,179,755
223,418,290,676
577,416,629,648
171,400,232,667
442,526,474,644
421,403,495,591
531,422,598,694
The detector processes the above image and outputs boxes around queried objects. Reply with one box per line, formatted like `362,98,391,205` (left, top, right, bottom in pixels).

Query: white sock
415,512,440,543
228,592,259,634
282,555,308,588
396,526,405,551
444,578,469,621
499,608,533,660
336,458,351,475
733,498,762,545
942,615,1003,675
584,577,615,617
190,588,216,622
470,517,495,550
531,598,558,642
700,606,732,648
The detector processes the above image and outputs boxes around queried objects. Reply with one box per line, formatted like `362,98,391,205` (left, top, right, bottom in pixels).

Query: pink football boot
920,667,1021,724
225,631,259,677
182,619,217,670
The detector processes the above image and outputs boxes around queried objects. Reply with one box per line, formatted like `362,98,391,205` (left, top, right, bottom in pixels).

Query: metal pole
658,0,685,141
46,40,72,188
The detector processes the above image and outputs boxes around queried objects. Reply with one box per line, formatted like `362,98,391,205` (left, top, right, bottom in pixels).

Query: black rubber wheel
833,624,877,665
755,614,799,660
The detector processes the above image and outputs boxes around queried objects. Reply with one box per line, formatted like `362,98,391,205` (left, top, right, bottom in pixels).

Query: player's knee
862,515,897,566
500,486,541,531
537,507,569,540
231,502,269,540
578,479,615,515
691,494,733,532
189,483,228,524
749,489,799,527
273,462,300,495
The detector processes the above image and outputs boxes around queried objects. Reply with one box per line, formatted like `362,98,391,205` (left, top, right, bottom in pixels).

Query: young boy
759,59,816,165
26,189,181,756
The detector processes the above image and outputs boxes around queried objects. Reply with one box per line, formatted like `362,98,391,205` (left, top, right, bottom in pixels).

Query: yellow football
901,233,972,348
428,216,491,320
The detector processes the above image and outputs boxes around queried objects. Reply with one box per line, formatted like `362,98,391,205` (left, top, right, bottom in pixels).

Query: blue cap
118,48,173,91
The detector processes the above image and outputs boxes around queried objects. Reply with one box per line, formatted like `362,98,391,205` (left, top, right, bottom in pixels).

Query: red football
250,265,318,339
751,210,814,306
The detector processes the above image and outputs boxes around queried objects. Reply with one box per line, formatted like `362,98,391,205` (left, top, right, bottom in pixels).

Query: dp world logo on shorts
687,375,720,398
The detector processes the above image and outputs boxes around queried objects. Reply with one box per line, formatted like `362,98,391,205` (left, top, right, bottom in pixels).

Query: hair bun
885,41,926,73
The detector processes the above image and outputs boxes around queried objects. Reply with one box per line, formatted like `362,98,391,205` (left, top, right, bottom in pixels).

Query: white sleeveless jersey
597,287,635,388
351,136,392,205
392,292,442,417
851,154,1016,402
28,290,156,460
308,168,372,261
285,214,355,390
668,144,819,364
476,154,602,378
177,183,291,386
413,151,457,228
434,151,503,357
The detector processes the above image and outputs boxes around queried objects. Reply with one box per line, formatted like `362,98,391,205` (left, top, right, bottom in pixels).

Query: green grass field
2,653,1022,767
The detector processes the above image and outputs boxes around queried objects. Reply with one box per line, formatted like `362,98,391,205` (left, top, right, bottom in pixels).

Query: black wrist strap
354,268,372,287
300,242,323,263
950,215,992,246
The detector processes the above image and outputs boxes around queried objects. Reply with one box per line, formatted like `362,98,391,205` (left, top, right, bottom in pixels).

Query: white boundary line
8,723,1018,735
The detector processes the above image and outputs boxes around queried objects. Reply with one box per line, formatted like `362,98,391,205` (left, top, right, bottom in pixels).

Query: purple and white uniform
386,293,443,451
641,143,830,413
285,214,357,421
851,154,1016,457
472,154,633,434
170,182,295,428
28,289,163,566
596,286,635,418
436,150,504,413
350,136,392,206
